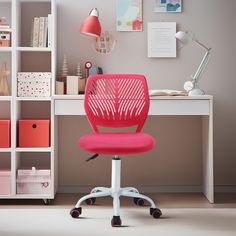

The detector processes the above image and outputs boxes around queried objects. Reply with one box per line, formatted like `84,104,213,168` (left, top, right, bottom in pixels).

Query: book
38,17,45,47
47,14,52,47
32,17,40,47
43,17,48,47
149,89,188,96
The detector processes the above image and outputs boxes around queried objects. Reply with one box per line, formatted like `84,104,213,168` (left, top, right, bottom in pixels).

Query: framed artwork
116,0,143,31
147,22,176,58
154,0,182,13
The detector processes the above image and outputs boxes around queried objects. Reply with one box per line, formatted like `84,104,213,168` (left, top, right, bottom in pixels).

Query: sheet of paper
148,22,176,58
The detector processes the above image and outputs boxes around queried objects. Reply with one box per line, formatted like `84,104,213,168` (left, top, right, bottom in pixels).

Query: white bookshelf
0,0,56,202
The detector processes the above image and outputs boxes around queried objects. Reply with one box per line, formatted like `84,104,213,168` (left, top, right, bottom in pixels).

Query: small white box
67,76,78,95
17,72,51,97
16,167,51,194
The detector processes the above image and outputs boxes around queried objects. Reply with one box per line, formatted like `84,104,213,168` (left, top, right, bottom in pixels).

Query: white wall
56,0,236,190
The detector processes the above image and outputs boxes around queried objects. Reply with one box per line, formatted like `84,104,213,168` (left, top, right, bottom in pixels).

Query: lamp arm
193,49,211,82
192,38,210,51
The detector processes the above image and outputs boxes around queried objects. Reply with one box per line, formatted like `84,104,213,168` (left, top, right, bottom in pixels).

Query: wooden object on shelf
56,80,64,95
0,62,10,96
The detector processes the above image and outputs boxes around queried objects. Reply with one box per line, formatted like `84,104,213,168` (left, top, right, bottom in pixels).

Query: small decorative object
67,76,79,95
85,61,92,79
116,0,143,31
93,31,116,54
0,62,10,96
55,80,64,95
175,31,211,96
0,17,10,29
0,31,11,47
154,0,182,13
77,63,86,94
17,72,51,97
61,54,68,77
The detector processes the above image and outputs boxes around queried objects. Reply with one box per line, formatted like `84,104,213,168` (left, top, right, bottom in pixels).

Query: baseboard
58,185,236,194
215,186,236,193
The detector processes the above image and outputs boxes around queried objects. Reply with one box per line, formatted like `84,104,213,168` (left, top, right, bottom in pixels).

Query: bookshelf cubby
0,0,56,202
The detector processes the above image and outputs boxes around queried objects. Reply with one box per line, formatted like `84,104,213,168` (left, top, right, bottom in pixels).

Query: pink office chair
70,74,162,227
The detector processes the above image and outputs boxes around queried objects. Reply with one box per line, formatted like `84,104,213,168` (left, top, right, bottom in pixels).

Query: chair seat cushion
78,132,156,155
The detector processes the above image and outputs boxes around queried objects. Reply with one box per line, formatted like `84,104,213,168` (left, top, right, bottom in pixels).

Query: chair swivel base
70,157,162,227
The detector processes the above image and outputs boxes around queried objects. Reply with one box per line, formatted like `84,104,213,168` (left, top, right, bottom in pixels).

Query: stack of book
0,17,11,47
31,14,51,48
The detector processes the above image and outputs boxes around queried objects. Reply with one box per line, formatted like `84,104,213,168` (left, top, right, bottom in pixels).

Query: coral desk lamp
80,8,101,37
175,31,211,96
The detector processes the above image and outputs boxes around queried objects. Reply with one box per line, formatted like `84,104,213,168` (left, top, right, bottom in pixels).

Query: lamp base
188,88,205,96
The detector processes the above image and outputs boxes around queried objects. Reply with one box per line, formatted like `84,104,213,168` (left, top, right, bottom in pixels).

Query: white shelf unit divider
0,0,56,201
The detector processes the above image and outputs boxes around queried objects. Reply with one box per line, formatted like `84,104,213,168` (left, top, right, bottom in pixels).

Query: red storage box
18,120,50,147
0,120,10,148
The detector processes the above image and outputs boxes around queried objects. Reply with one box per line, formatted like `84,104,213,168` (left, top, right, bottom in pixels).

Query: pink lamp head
80,8,101,37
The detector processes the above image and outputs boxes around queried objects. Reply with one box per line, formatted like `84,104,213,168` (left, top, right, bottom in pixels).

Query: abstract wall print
154,0,182,13
116,0,143,31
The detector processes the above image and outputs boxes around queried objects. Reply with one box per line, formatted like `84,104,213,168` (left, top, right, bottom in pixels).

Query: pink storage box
17,167,51,194
0,120,10,148
18,120,50,147
0,170,11,195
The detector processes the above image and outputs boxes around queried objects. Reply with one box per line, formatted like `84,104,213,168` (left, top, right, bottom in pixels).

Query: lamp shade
175,31,190,44
80,8,101,37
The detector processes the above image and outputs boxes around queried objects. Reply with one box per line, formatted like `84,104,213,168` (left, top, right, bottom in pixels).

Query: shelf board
53,95,85,100
17,47,52,52
0,28,12,32
16,147,52,153
0,47,12,52
16,97,51,101
0,96,11,101
0,148,12,153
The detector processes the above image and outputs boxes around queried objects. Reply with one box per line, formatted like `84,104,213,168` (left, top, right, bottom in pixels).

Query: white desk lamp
175,31,211,96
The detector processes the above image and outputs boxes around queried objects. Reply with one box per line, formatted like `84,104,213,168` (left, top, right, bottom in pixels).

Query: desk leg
202,101,214,203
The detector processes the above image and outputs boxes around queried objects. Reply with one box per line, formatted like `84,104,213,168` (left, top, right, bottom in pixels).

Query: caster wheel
111,216,122,227
150,208,162,219
42,199,50,205
134,197,145,206
85,197,96,205
70,207,82,218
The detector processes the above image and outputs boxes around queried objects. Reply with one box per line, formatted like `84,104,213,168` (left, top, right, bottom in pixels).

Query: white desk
53,95,214,203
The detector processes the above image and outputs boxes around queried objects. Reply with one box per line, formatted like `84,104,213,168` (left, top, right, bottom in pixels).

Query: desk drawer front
149,100,210,115
55,100,85,115
55,99,210,116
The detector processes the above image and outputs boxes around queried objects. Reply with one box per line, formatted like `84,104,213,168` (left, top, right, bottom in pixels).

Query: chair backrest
84,74,150,133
